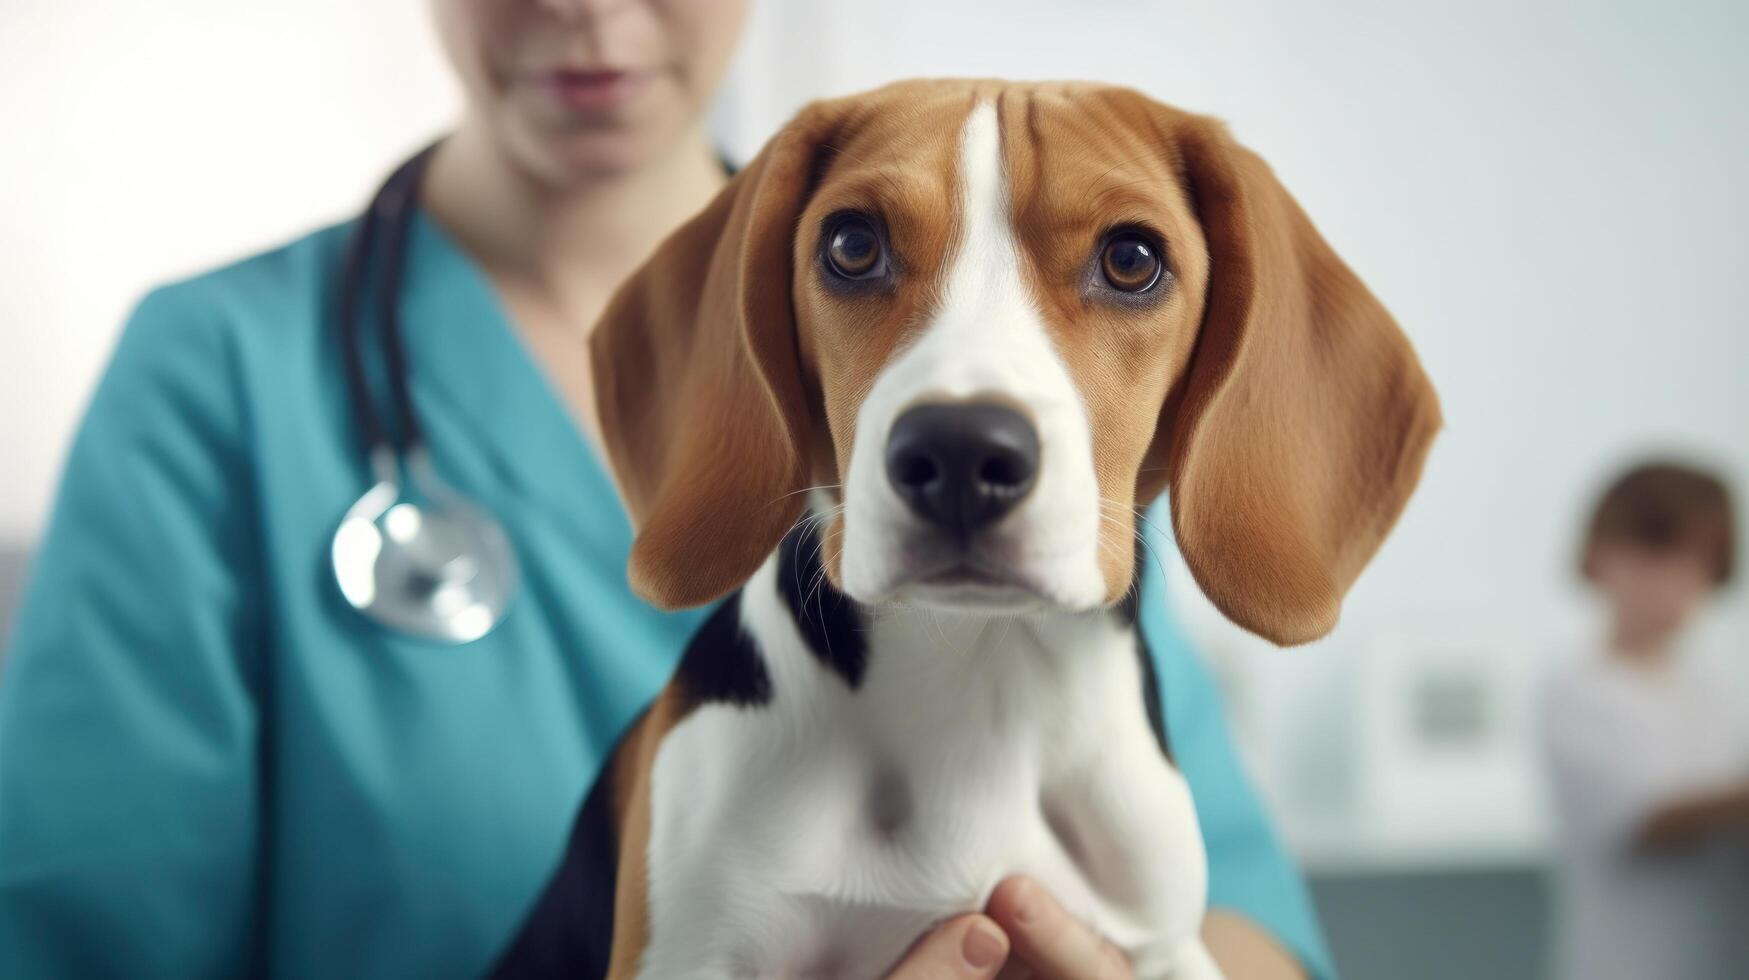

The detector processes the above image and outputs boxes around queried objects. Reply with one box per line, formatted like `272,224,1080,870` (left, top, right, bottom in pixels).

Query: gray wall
0,547,26,657
1312,866,1549,980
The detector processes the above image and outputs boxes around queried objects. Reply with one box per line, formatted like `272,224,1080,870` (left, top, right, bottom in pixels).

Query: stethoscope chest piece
334,448,518,644
329,143,520,644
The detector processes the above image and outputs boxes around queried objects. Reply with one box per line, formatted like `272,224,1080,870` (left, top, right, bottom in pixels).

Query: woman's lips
536,69,649,113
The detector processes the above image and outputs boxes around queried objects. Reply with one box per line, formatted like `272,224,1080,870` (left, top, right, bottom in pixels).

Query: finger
887,913,1011,980
986,877,1133,980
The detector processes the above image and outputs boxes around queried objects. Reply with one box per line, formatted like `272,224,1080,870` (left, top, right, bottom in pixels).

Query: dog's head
591,80,1439,645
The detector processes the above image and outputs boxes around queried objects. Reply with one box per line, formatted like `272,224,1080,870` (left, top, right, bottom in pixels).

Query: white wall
4,0,1747,858
0,2,460,541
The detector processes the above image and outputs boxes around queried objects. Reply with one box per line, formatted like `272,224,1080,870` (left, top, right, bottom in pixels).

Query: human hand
985,876,1135,980
886,877,1135,980
885,913,1011,979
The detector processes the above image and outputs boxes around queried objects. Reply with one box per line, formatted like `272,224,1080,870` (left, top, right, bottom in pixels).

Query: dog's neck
728,522,1167,769
668,517,1162,755
724,519,1172,766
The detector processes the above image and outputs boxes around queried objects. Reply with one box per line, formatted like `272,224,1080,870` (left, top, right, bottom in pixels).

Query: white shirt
1540,652,1749,980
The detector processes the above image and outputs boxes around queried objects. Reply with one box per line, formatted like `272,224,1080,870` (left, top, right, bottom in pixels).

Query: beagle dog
494,80,1439,979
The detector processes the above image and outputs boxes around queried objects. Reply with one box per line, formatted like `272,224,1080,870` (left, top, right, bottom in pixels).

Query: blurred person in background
1541,461,1749,980
0,2,1331,978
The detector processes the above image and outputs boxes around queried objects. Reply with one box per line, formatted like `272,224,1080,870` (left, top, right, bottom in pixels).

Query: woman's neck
421,115,728,320
1607,616,1679,669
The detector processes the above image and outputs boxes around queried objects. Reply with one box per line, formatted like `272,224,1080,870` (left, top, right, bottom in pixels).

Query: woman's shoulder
83,221,357,461
127,220,354,348
102,220,355,405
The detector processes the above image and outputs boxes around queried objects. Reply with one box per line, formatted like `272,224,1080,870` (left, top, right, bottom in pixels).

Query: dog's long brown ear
1152,118,1441,645
591,107,837,609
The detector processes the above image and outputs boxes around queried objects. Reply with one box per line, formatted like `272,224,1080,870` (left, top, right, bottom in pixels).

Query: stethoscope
329,144,520,644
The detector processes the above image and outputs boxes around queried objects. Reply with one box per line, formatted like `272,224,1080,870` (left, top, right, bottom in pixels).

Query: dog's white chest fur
637,560,1216,979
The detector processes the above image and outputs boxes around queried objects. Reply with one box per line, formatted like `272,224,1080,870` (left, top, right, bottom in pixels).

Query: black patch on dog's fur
676,593,773,708
1135,626,1174,764
1115,547,1173,764
777,521,868,689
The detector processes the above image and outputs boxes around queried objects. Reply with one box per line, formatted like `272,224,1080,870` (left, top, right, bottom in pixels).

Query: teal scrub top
0,208,1336,980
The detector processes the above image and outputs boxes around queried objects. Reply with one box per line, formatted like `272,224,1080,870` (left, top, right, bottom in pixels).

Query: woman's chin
506,104,696,186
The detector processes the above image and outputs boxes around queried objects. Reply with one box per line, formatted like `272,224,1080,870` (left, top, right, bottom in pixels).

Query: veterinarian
0,2,1334,978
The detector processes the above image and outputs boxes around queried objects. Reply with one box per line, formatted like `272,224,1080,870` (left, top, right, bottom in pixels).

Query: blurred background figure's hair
1580,461,1736,586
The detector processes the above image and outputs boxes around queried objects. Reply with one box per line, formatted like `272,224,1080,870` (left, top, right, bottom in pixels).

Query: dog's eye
826,216,885,280
1100,233,1163,293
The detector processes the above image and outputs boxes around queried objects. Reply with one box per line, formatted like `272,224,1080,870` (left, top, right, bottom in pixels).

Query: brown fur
599,687,671,980
1150,108,1442,643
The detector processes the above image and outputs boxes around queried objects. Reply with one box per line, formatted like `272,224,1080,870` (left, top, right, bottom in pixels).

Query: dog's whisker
1087,497,1172,595
784,508,834,540
775,483,845,503
805,564,832,624
807,522,848,625
785,506,849,617
1133,529,1170,595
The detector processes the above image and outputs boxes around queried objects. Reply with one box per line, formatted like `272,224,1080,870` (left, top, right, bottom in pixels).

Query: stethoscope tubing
336,142,442,462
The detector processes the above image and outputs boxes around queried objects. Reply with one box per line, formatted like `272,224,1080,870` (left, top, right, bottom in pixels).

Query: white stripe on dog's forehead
940,101,1026,327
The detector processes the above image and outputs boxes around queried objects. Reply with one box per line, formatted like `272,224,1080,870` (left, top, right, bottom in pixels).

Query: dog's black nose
885,403,1039,536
